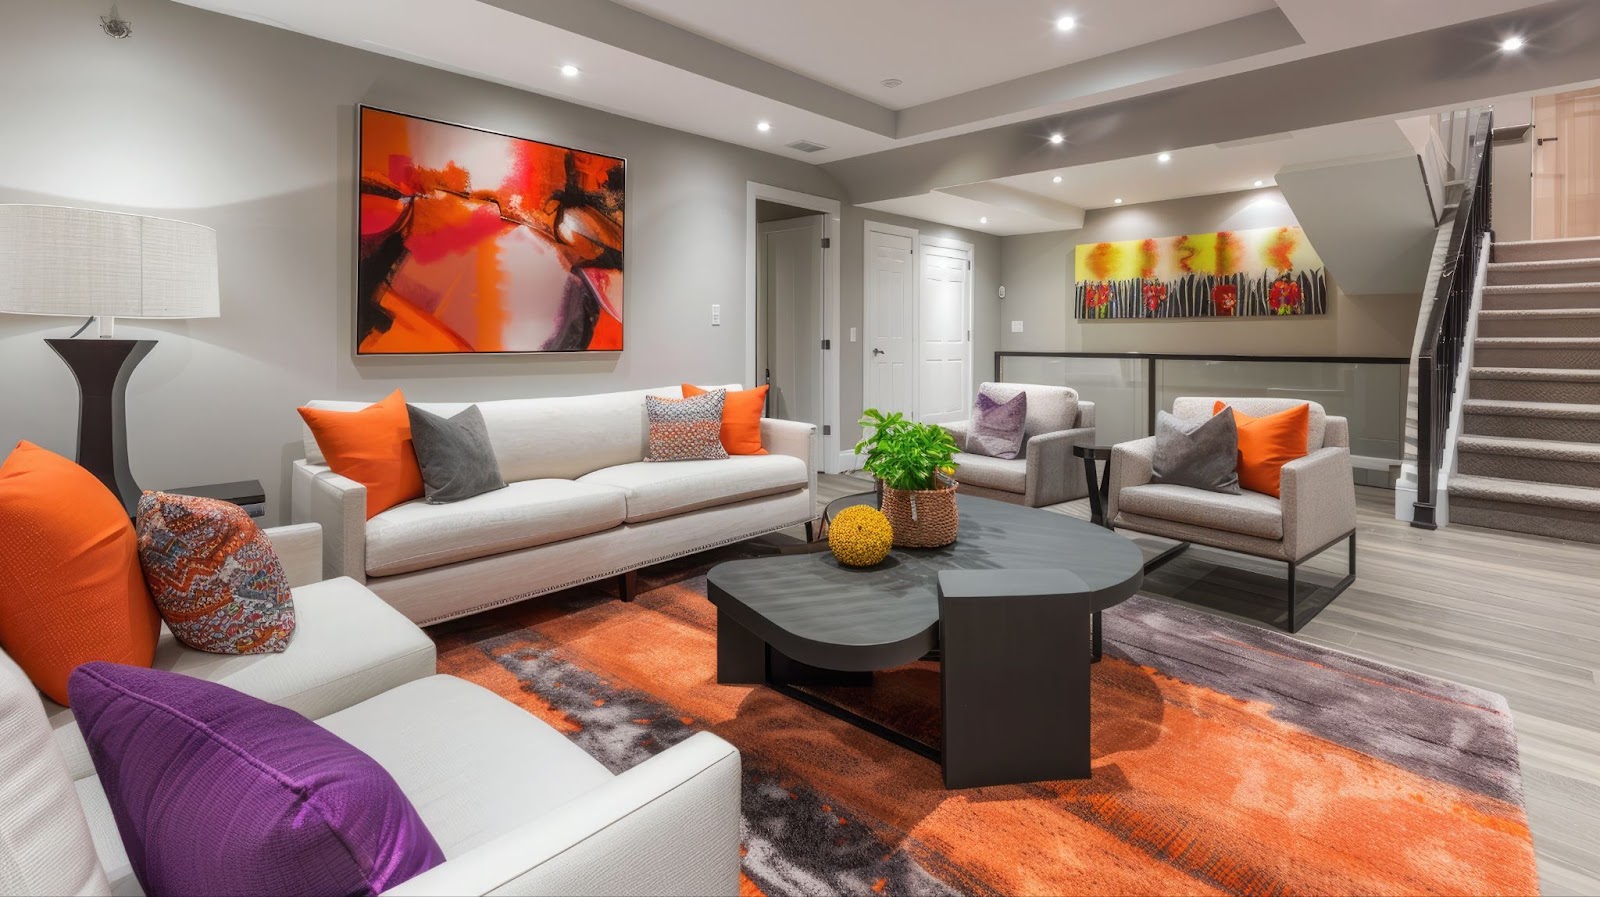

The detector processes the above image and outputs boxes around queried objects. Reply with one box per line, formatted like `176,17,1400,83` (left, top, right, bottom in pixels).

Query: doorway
745,184,841,473
1534,86,1600,239
756,203,824,429
862,221,975,425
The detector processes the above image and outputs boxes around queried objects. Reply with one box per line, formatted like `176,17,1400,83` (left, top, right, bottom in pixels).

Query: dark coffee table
708,493,1144,788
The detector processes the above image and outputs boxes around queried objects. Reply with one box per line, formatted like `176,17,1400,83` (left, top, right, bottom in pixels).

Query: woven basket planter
879,480,959,548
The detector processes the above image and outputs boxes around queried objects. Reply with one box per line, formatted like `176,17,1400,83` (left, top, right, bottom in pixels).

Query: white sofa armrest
1280,447,1356,561
1106,436,1157,524
264,523,323,588
761,418,817,518
383,732,742,897
941,420,971,446
1023,426,1097,506
290,459,367,584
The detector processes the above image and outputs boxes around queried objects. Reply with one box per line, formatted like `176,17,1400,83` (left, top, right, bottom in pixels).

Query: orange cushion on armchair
0,442,160,705
1213,401,1309,498
298,389,425,518
683,384,769,455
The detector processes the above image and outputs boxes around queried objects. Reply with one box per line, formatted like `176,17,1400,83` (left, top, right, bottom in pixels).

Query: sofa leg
617,570,638,602
805,519,817,543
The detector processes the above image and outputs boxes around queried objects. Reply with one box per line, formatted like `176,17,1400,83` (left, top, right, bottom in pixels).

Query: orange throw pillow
298,390,424,518
1214,401,1310,498
683,384,769,455
0,442,160,705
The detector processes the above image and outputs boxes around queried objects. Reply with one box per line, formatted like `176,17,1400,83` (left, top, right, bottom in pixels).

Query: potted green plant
853,409,961,548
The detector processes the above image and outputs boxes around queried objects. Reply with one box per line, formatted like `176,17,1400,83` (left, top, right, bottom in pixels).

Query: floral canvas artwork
356,106,624,354
1074,226,1327,319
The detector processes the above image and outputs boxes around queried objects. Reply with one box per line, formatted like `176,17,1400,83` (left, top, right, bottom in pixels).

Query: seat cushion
1117,483,1284,540
578,455,807,523
365,479,627,576
49,576,436,780
68,663,444,897
317,676,614,857
952,452,1026,494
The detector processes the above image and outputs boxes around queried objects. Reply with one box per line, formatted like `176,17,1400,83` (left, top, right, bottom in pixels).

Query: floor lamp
0,205,220,514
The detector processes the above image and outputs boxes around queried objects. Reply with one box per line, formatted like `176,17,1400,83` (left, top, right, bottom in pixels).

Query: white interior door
757,216,824,426
864,224,916,418
918,241,972,424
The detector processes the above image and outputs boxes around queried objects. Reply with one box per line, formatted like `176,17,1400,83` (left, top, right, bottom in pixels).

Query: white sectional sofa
1,524,742,897
293,385,818,625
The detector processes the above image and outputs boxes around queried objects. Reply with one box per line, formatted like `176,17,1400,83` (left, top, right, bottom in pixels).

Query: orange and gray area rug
431,550,1538,896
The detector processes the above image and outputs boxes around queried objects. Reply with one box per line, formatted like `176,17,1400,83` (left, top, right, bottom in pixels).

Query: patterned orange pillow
135,492,295,655
646,390,729,462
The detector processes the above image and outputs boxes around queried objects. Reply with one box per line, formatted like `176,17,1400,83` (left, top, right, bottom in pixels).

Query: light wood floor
814,474,1600,895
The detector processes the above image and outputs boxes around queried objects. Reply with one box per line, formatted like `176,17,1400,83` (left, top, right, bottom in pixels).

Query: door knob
872,348,885,356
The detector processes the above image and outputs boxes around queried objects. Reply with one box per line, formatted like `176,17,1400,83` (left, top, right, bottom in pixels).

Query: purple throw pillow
967,390,1028,459
69,663,444,897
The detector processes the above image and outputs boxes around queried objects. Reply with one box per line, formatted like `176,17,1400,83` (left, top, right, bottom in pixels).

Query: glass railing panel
1154,359,1405,460
996,355,1148,445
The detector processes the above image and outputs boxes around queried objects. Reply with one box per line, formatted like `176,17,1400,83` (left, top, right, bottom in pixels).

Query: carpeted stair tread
1449,474,1600,513
1462,399,1600,420
1481,281,1600,294
1474,336,1600,348
1487,257,1600,272
1478,308,1600,319
1456,434,1600,463
1493,236,1600,263
1470,366,1600,382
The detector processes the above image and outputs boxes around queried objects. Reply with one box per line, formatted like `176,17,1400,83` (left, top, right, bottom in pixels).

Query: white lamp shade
0,204,220,319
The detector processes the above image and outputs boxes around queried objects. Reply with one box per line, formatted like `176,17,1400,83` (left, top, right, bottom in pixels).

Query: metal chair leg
1286,562,1298,632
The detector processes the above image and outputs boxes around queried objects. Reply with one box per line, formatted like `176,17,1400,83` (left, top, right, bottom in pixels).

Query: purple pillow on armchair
966,389,1028,459
68,663,444,897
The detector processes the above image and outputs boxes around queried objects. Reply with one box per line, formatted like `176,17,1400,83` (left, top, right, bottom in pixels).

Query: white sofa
1,525,742,897
293,386,818,625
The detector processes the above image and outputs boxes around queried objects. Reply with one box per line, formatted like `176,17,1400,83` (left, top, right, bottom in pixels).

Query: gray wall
0,0,850,523
998,189,1423,358
838,207,1000,449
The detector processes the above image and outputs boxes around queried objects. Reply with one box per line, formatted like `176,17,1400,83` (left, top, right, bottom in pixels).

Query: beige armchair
1106,397,1357,632
942,383,1097,508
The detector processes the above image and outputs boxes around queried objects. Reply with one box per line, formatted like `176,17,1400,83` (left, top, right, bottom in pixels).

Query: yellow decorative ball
829,505,894,567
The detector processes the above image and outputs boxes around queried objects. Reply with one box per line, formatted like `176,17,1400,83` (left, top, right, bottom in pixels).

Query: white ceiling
610,0,1277,109
862,117,1419,235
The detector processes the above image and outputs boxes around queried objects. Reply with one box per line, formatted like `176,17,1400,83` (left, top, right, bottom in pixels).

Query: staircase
1449,236,1600,543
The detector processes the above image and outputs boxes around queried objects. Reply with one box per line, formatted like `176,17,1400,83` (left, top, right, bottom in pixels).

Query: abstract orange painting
356,106,624,354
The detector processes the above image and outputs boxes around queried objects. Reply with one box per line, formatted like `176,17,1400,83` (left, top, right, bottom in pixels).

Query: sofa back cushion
0,651,110,897
1172,397,1328,451
303,386,743,482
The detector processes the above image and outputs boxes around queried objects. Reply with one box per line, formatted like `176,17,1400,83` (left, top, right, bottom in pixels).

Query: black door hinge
820,339,830,350
823,425,832,436
821,237,831,249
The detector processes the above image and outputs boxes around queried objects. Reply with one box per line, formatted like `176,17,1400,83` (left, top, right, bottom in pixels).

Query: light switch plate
711,304,721,325
849,327,857,342
1011,320,1024,332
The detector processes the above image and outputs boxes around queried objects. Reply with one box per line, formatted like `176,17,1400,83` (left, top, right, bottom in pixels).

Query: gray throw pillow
1150,410,1241,494
966,389,1027,459
405,404,508,504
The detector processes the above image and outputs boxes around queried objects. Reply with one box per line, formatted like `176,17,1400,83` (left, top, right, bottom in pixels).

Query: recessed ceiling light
1113,198,1123,204
756,121,771,132
1500,35,1526,52
1254,179,1265,187
1052,175,1063,183
881,78,903,88
979,216,989,224
560,64,580,78
1157,152,1172,163
1050,133,1065,145
1055,15,1076,32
